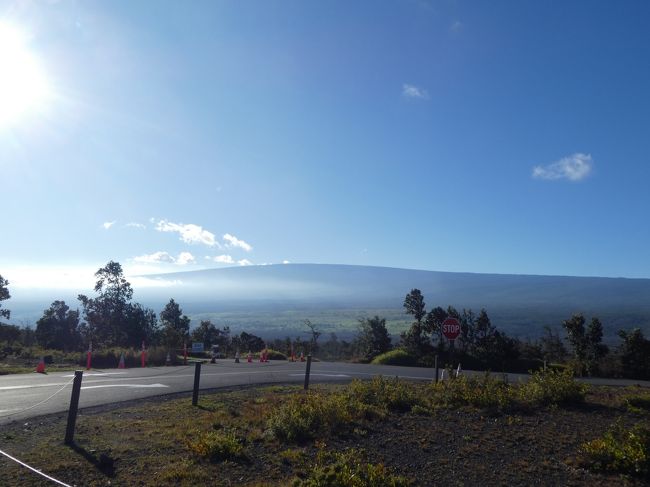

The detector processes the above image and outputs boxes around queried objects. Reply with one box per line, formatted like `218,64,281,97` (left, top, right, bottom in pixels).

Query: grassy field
1,373,650,486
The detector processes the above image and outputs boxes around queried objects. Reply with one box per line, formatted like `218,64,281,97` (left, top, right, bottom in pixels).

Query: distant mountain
9,264,650,340
133,264,650,340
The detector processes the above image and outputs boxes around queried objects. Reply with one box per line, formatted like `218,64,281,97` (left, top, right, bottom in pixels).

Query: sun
0,22,51,129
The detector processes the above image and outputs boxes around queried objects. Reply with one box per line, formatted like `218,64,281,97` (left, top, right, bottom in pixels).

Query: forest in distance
1,261,650,380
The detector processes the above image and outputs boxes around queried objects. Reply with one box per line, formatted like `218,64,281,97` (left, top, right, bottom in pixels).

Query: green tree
35,300,81,351
538,325,567,363
160,299,191,349
0,323,20,343
0,274,10,322
401,289,429,356
78,261,134,347
124,303,159,347
563,314,609,375
191,320,221,348
424,306,448,351
617,328,650,380
356,315,392,361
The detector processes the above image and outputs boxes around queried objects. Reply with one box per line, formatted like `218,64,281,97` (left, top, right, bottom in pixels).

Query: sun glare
0,21,51,129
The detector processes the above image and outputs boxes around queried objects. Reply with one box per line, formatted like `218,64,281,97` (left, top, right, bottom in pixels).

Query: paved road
1,360,648,426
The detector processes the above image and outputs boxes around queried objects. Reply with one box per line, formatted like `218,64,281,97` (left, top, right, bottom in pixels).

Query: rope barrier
0,448,73,487
0,376,75,419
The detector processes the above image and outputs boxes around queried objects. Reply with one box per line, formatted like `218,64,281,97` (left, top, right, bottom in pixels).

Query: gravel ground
1,385,648,486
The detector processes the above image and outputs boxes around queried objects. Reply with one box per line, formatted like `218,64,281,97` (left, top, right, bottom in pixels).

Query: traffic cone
118,352,125,369
35,356,46,374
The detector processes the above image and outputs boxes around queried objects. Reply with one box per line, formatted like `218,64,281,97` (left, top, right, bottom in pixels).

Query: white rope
0,448,73,487
0,376,75,419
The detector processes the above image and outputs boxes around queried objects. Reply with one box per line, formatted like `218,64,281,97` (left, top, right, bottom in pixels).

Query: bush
292,449,411,487
370,349,417,366
263,349,287,360
346,376,423,413
582,421,650,477
624,392,650,414
267,393,355,442
187,430,245,461
429,372,513,411
518,368,588,406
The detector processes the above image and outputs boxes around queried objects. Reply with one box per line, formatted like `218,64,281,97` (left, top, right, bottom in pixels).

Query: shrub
370,349,417,366
187,430,245,461
267,392,354,442
518,368,588,406
582,421,650,477
292,449,411,487
429,372,513,411
346,376,423,413
624,393,650,414
264,349,287,360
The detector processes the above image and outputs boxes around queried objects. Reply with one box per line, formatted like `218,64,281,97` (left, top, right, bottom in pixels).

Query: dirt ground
1,384,648,486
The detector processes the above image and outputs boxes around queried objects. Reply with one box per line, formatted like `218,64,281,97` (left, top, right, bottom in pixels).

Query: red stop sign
442,317,461,340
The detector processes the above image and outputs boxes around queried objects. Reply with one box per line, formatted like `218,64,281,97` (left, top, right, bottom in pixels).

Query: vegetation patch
581,421,650,478
370,349,417,366
291,449,411,487
187,429,245,461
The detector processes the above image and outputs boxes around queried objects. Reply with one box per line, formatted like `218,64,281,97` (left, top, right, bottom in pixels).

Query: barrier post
64,370,83,445
434,354,439,383
192,362,201,406
303,354,312,390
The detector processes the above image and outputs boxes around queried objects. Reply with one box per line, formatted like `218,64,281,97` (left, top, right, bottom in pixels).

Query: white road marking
63,372,127,377
81,383,169,390
289,373,350,378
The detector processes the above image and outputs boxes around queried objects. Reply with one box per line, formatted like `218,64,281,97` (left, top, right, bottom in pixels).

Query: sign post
442,317,460,370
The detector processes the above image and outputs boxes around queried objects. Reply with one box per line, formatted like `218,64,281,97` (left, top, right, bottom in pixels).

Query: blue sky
1,0,650,290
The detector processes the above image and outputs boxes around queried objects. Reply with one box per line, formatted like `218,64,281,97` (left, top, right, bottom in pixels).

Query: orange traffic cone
118,352,125,369
36,356,46,374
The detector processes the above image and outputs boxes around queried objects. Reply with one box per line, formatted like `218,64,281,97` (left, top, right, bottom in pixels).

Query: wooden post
434,354,439,383
192,362,201,406
303,354,312,390
64,370,83,444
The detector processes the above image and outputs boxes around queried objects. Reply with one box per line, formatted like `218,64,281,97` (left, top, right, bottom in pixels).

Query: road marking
80,383,169,390
289,373,350,378
63,372,127,377
0,383,68,391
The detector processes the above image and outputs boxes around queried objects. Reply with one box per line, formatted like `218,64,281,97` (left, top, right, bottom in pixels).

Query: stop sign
442,317,461,340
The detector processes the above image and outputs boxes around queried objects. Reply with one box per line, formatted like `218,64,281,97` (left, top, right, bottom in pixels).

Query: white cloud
223,233,253,252
133,251,195,265
126,222,146,229
237,259,253,266
175,252,196,265
532,153,593,181
206,254,235,264
282,260,291,264
102,221,116,230
133,251,176,264
402,83,429,100
155,219,220,247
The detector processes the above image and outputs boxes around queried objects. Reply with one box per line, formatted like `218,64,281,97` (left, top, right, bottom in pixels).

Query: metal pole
434,354,439,383
192,362,201,406
64,370,83,444
303,354,312,390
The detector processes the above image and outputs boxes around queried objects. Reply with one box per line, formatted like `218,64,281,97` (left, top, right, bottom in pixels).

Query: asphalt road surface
1,360,648,426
